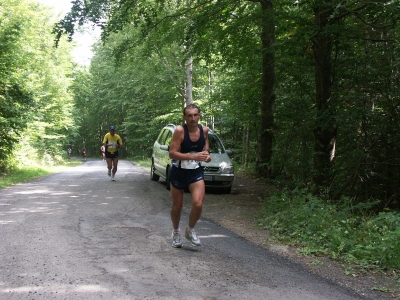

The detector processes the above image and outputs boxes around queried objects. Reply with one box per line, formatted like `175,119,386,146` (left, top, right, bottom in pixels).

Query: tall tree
0,0,76,170
309,0,400,196
249,0,275,177
0,0,36,170
310,1,336,192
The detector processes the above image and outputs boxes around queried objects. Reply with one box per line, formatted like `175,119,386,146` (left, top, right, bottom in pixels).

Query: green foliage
0,0,78,172
0,167,51,189
258,189,400,270
0,161,81,190
0,0,36,171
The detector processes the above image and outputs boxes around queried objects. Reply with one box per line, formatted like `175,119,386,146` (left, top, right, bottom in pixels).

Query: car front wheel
150,162,160,181
166,166,171,190
223,186,232,194
216,185,232,194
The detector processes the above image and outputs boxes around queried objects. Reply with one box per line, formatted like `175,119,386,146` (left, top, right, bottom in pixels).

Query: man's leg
170,185,184,248
188,180,205,228
106,157,112,176
183,180,205,246
112,157,119,174
170,185,184,229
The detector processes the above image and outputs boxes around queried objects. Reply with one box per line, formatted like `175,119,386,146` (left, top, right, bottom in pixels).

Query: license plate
204,175,214,181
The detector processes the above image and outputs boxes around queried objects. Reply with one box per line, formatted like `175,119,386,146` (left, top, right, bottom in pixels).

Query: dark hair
183,104,201,115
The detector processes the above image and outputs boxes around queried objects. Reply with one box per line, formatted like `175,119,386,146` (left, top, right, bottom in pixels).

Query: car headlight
220,162,234,174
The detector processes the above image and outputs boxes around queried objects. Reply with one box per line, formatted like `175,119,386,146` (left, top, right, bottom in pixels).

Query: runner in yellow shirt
102,126,123,181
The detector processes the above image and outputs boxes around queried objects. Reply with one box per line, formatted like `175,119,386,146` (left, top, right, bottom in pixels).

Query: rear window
157,129,170,145
164,131,173,146
209,134,225,154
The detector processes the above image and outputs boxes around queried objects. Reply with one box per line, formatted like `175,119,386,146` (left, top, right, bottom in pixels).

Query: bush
257,188,400,270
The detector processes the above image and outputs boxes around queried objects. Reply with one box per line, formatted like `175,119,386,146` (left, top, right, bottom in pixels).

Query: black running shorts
105,151,119,159
169,165,204,190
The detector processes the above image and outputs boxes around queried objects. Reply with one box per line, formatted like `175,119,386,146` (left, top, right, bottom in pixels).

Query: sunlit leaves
0,0,77,170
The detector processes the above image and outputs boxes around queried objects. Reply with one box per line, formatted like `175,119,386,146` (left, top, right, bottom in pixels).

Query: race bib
180,159,200,169
109,141,117,149
180,151,200,169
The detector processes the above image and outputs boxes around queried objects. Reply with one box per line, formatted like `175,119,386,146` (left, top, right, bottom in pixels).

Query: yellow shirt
103,133,123,153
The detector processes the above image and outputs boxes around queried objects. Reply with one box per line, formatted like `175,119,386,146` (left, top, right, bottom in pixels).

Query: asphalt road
0,160,366,300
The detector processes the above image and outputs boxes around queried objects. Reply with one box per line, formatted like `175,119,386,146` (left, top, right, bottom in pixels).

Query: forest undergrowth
256,187,400,277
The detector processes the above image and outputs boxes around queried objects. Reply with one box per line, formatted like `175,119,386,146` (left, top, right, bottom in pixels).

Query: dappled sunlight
49,192,71,196
0,220,15,225
2,193,15,197
14,189,50,195
9,205,65,214
74,285,110,292
199,234,230,239
0,196,69,217
0,283,110,294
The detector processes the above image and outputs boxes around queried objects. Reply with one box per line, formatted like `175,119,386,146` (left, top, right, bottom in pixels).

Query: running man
102,125,123,181
82,147,87,161
100,145,106,161
168,104,212,248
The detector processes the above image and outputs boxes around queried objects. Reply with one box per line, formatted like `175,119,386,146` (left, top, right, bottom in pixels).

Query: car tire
166,165,171,190
223,186,232,194
150,161,160,181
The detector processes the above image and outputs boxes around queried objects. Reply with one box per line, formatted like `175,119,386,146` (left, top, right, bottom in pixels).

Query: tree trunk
311,3,337,193
185,56,193,105
254,0,275,178
242,125,250,168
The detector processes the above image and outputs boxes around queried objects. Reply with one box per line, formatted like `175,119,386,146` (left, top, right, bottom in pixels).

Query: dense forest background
3,0,400,212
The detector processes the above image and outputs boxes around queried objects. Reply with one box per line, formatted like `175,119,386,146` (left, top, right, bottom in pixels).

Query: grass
129,156,151,169
0,160,81,189
0,156,149,191
257,188,400,274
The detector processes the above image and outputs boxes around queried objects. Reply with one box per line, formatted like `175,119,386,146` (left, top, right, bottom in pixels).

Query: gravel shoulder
201,173,400,300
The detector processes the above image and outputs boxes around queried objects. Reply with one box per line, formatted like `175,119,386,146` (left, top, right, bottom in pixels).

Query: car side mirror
226,149,233,156
160,145,170,151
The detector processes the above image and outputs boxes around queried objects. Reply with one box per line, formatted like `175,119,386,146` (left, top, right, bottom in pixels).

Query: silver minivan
151,124,234,193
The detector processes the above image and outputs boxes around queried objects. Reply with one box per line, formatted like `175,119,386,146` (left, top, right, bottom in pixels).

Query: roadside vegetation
257,189,400,274
0,159,81,190
0,167,52,189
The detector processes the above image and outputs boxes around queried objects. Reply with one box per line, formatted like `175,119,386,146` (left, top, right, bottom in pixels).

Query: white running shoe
171,231,182,248
111,174,115,181
107,169,111,177
185,227,201,246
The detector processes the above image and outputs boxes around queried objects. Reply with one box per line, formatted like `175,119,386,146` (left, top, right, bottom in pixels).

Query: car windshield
208,134,225,154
